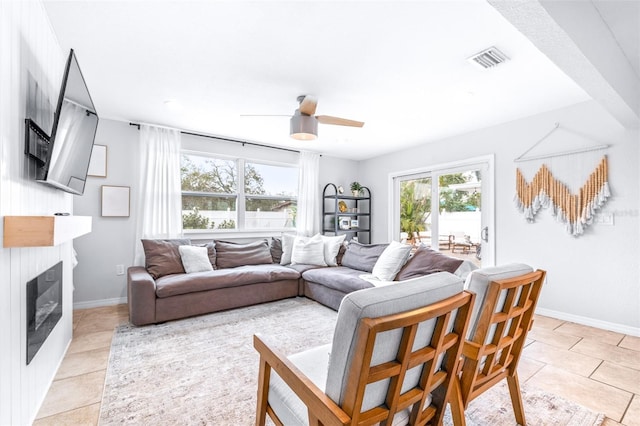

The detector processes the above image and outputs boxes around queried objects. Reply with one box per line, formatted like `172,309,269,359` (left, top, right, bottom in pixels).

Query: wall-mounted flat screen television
29,49,99,195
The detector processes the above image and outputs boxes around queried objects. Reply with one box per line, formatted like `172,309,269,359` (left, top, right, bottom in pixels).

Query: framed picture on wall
101,185,130,217
88,144,107,177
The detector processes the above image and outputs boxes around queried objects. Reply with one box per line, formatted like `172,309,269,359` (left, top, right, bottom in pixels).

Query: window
390,156,494,267
181,153,298,231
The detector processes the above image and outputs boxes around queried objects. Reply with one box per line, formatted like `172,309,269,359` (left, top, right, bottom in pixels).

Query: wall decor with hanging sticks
513,122,611,237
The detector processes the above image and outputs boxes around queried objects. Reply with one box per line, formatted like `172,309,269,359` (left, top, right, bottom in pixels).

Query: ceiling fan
244,95,364,141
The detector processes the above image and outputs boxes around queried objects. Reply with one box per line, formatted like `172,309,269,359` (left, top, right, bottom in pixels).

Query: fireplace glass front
26,261,63,364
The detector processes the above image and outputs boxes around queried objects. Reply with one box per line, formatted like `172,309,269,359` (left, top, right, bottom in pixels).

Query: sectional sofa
127,236,477,326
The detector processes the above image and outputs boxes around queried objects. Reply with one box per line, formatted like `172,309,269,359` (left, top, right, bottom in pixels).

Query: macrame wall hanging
514,123,611,237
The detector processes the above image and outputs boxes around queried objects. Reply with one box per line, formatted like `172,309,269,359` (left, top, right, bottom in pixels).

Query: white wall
72,119,139,308
359,100,639,334
0,2,75,424
72,127,359,306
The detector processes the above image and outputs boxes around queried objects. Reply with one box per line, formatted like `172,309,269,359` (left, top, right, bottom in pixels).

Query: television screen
36,49,98,195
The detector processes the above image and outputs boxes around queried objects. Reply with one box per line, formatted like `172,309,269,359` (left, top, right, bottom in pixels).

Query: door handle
481,226,489,242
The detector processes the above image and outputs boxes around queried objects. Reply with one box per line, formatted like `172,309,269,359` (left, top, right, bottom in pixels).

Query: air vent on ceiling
468,47,509,69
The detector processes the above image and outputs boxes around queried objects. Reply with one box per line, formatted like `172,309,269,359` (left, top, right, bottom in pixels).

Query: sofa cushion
302,267,373,294
155,264,300,298
280,233,296,265
178,245,214,274
371,241,412,281
395,246,463,281
325,272,464,409
321,234,346,266
340,241,389,273
142,239,191,279
194,242,216,268
291,235,327,266
215,240,273,269
270,237,283,264
285,263,325,274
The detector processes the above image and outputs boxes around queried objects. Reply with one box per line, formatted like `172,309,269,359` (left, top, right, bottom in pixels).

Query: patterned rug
100,297,605,425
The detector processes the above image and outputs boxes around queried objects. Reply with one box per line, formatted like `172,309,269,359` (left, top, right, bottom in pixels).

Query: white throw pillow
291,235,327,266
371,241,413,281
178,245,214,274
320,234,346,266
280,233,297,265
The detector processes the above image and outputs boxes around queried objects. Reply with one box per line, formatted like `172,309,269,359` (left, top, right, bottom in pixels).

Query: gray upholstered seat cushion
268,344,331,426
464,263,533,338
268,344,418,426
285,263,326,274
340,241,389,272
302,267,373,293
155,264,300,298
326,272,464,409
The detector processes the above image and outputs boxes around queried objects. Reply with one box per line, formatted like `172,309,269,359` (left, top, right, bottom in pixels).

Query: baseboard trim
73,297,127,310
536,307,640,337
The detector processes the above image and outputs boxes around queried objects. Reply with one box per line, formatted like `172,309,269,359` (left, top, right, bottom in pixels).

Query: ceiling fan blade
239,114,290,117
299,95,318,116
316,115,364,127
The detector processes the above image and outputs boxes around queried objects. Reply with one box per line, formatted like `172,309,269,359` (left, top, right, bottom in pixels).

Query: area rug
100,297,605,426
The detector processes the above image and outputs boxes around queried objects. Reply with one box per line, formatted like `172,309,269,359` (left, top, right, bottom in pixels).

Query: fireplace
26,261,62,365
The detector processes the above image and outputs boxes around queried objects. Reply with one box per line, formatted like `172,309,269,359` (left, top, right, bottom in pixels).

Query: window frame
181,150,299,238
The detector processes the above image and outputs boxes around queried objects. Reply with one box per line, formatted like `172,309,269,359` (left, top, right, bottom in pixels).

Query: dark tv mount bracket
25,118,51,166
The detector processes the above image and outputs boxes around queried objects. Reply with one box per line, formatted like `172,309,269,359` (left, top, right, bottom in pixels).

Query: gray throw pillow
215,239,273,269
395,245,463,281
270,237,283,264
141,239,191,279
340,241,389,273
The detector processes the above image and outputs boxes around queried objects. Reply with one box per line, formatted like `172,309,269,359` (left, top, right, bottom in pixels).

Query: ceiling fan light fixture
290,114,318,140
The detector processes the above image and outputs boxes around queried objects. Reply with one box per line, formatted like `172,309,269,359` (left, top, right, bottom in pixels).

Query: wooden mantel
3,216,92,248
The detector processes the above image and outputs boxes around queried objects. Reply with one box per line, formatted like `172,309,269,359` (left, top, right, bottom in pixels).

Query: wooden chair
254,273,475,426
457,265,546,425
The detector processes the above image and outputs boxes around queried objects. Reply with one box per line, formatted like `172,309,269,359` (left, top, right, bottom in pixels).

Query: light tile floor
34,304,640,425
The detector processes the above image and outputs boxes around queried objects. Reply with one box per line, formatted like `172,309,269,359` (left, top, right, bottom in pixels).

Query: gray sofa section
127,238,478,326
302,261,476,311
128,265,299,325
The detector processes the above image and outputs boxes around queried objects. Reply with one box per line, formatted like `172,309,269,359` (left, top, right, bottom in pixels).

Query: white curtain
296,151,320,236
133,125,183,265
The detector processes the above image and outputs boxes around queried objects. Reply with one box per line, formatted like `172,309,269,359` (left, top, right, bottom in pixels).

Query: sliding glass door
391,156,494,267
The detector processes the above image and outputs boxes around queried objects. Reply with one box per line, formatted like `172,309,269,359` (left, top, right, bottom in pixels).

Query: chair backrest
461,265,546,404
464,263,534,338
325,272,473,425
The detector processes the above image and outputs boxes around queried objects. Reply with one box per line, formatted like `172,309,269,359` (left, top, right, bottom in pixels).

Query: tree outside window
181,154,297,230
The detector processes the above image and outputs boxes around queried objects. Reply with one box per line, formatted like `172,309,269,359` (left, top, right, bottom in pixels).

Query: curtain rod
128,122,300,154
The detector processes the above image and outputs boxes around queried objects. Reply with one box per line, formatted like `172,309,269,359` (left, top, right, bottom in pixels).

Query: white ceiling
42,0,600,160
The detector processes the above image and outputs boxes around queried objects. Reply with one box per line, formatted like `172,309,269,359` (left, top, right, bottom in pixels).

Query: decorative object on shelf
88,144,107,177
350,181,363,196
339,217,351,230
514,123,610,237
102,185,131,217
337,185,344,194
338,200,348,213
350,219,359,228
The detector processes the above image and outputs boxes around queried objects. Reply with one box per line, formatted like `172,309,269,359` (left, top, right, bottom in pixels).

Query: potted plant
350,181,363,196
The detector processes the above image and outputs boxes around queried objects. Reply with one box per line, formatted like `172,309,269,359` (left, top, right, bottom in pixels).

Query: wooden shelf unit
3,215,92,247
